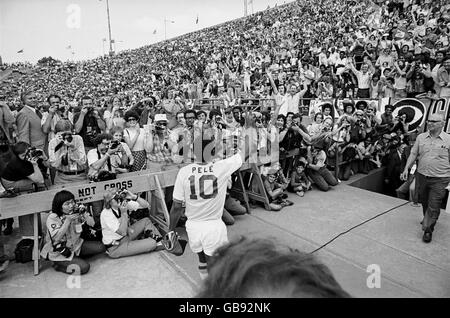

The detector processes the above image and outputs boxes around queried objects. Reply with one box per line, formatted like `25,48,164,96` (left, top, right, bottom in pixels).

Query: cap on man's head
154,114,168,122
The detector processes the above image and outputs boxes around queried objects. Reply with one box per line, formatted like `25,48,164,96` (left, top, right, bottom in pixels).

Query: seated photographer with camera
41,191,106,275
0,142,46,237
101,189,166,259
48,120,87,186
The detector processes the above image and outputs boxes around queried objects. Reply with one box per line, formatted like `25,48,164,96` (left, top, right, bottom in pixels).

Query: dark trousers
356,88,370,98
307,167,339,191
416,173,450,233
53,240,106,275
338,163,352,181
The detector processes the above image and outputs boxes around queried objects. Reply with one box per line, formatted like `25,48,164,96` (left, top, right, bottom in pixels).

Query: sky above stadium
0,0,294,64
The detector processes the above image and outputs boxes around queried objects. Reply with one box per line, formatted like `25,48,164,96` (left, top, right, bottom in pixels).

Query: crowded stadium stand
1,0,450,297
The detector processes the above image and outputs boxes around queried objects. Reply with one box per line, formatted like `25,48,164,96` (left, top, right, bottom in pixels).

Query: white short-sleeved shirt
100,201,140,245
173,153,243,222
87,148,115,172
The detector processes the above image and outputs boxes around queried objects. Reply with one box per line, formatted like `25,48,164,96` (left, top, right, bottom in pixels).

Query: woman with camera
48,120,87,186
40,190,106,275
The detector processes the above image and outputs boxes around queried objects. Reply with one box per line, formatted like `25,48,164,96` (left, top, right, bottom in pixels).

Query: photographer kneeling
40,191,106,275
101,189,165,259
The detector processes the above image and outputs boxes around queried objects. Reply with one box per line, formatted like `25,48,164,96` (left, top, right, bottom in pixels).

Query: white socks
198,262,208,280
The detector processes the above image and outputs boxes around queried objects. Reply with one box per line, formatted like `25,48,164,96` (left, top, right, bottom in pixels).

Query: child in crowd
289,161,312,197
263,168,293,209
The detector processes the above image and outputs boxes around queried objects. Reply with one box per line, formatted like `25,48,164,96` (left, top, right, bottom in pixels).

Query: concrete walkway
1,175,449,298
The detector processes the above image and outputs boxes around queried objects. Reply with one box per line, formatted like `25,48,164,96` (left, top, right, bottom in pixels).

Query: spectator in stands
437,56,450,97
348,61,373,98
74,96,106,152
41,94,73,141
48,120,87,186
0,100,15,149
101,189,165,259
16,90,46,152
105,99,126,132
123,110,147,172
378,104,395,134
41,190,105,274
197,237,350,298
308,113,324,137
146,114,172,168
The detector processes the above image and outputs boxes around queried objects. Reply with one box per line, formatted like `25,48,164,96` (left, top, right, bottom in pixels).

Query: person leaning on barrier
100,189,168,259
41,190,106,275
196,237,351,298
48,120,87,186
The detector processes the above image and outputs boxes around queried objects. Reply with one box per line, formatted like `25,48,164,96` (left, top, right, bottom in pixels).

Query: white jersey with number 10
173,153,243,222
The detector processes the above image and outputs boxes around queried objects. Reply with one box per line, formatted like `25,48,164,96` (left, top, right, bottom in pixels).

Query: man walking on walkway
401,113,450,243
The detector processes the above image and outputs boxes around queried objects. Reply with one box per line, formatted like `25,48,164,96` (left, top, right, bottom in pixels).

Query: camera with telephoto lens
113,189,129,203
62,132,73,143
72,204,87,215
110,140,121,150
53,241,72,258
25,147,43,161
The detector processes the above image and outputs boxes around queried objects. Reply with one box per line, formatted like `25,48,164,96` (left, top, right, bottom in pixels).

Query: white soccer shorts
185,219,228,256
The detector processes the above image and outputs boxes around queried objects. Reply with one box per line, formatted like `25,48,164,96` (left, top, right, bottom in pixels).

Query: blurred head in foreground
196,237,351,298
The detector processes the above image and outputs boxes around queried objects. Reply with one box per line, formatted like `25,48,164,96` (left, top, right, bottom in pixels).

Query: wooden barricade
0,169,179,275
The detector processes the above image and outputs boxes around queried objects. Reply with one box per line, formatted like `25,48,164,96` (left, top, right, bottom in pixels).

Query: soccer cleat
422,232,432,243
162,231,187,256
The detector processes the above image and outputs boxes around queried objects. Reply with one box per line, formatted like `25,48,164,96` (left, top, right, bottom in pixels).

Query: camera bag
14,239,34,263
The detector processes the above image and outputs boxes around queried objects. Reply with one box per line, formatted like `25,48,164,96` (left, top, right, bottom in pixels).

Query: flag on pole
66,45,72,49
17,49,24,54
153,29,157,34
196,15,199,24
248,0,253,5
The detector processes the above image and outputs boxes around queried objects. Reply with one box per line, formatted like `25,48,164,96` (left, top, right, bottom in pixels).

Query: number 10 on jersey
189,175,218,200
